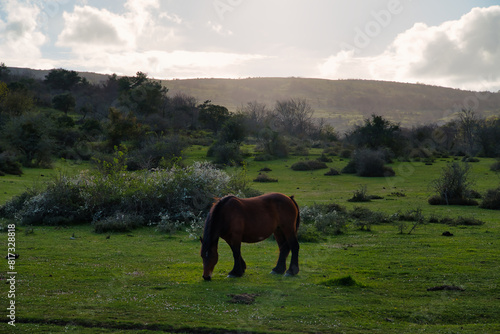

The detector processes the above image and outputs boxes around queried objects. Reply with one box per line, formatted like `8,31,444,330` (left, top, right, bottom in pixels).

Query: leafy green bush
480,187,500,210
348,185,370,202
428,162,478,206
297,224,324,242
253,173,278,182
0,151,22,176
342,149,395,177
301,203,349,235
291,160,328,171
0,161,243,229
93,212,144,233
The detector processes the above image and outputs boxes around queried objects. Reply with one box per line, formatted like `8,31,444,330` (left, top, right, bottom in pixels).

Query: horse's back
223,193,298,243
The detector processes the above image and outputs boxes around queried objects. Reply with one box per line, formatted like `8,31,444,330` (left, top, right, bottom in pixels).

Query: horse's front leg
227,242,246,278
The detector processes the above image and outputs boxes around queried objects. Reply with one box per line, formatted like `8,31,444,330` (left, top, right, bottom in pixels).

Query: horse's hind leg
285,235,300,276
272,230,290,275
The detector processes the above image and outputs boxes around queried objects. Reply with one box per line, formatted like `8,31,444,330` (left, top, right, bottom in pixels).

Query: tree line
1,63,500,176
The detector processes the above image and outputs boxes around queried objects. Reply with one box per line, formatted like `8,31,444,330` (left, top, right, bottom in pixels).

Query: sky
1,0,500,92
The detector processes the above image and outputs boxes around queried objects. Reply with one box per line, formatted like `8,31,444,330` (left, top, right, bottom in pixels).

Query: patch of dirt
227,293,259,304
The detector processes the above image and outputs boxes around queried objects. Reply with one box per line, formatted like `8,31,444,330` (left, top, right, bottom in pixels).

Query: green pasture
1,148,500,333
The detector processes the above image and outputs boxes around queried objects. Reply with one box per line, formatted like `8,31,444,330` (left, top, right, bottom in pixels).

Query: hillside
163,77,500,132
7,67,500,132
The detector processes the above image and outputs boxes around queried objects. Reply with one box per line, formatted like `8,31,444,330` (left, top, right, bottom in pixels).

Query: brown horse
200,192,300,281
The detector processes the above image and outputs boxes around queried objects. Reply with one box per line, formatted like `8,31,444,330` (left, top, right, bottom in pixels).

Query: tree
44,68,82,91
457,108,479,156
118,72,168,116
0,84,34,116
198,100,230,133
52,93,76,115
347,114,403,155
429,162,477,206
273,98,314,136
0,63,10,81
105,108,145,148
1,113,54,167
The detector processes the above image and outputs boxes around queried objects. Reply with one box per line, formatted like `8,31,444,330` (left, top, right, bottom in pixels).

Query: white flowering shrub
0,161,243,233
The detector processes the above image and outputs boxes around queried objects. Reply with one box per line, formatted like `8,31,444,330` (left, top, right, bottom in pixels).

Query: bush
429,162,477,206
297,224,324,242
207,142,242,165
291,160,328,171
253,173,278,183
0,151,22,176
349,206,393,231
93,212,144,233
301,203,348,235
0,161,246,228
324,168,340,176
348,185,370,202
342,149,394,177
480,187,500,210
490,161,500,172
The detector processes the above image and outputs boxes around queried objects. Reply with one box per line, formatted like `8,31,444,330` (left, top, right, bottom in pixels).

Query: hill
7,67,500,132
162,77,500,132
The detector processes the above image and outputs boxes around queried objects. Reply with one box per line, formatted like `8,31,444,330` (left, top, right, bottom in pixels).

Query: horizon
1,1,500,92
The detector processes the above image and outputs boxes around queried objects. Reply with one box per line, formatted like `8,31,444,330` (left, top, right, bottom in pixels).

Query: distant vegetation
1,63,500,226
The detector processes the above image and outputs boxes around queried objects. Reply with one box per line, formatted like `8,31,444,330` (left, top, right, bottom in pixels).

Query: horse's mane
201,195,236,256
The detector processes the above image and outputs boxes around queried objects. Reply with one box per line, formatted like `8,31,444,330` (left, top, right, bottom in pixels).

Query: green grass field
1,149,499,333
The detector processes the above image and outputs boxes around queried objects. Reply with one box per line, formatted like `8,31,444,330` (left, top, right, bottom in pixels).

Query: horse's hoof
270,270,281,275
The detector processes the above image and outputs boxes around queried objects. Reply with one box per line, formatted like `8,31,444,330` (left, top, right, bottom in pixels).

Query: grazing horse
200,192,300,281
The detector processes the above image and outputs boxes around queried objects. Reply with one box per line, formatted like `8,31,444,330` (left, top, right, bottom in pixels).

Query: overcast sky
1,0,499,91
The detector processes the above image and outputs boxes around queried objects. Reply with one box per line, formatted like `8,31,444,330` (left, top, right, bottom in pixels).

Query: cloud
57,6,130,50
53,0,266,78
57,49,266,79
0,0,48,66
319,6,500,91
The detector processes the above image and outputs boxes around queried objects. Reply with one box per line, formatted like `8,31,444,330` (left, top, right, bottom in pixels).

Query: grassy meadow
1,147,500,333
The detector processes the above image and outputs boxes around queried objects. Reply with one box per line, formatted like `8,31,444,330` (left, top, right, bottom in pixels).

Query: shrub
0,161,246,228
324,168,340,176
490,161,500,172
207,142,243,165
428,162,477,206
253,173,278,183
93,212,144,233
291,160,328,171
0,151,22,176
348,185,370,202
480,187,500,210
349,206,393,231
301,203,348,235
297,224,324,242
342,149,395,177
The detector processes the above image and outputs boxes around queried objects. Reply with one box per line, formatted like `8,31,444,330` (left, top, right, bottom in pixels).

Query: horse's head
200,239,218,281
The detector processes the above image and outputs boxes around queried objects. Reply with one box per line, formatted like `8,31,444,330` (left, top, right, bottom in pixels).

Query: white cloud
0,0,49,67
319,6,500,91
58,49,266,79
53,0,265,79
57,5,131,51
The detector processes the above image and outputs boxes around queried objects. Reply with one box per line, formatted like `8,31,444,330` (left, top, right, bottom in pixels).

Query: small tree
44,68,81,91
52,93,76,115
429,162,477,205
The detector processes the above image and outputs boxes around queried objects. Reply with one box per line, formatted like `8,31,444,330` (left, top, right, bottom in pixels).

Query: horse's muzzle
203,275,212,281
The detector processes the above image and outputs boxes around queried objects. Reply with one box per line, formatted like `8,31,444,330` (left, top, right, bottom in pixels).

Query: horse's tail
289,195,300,232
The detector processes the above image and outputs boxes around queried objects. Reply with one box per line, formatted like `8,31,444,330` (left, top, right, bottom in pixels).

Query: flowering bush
0,161,244,233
